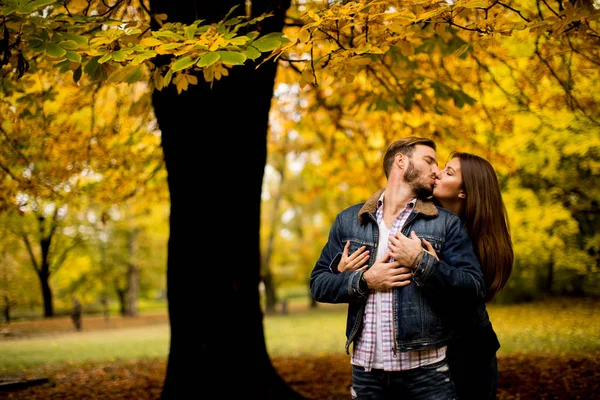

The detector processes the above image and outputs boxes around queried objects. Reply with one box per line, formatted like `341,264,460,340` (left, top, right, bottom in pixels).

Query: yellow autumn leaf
173,73,189,94
354,44,372,54
415,7,447,23
455,0,491,8
397,40,414,57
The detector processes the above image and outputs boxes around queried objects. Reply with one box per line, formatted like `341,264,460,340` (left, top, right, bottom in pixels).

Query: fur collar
358,188,438,225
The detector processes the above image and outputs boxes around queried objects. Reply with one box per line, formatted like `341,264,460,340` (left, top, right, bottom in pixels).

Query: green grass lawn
1,297,598,376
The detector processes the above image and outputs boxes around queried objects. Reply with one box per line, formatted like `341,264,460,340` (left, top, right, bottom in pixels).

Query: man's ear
396,153,404,169
458,189,466,199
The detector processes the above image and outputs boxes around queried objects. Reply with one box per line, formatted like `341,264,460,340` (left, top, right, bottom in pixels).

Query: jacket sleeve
412,216,486,302
310,213,369,303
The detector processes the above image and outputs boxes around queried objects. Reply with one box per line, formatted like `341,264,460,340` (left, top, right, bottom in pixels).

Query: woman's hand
338,240,370,272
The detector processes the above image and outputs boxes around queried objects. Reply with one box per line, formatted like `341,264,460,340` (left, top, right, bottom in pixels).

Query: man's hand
338,240,370,272
388,231,423,269
362,252,413,291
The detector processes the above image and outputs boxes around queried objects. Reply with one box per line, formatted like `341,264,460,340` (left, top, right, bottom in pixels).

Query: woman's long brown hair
453,152,514,302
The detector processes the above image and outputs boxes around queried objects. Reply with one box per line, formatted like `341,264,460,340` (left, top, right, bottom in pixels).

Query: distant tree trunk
262,133,289,314
25,214,55,317
262,271,278,314
149,1,304,399
39,266,53,317
100,295,110,326
71,296,82,331
545,255,554,294
124,262,139,316
25,210,78,318
124,229,139,317
115,286,126,316
3,295,11,323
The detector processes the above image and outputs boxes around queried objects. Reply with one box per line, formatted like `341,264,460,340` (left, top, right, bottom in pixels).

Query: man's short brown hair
383,136,436,179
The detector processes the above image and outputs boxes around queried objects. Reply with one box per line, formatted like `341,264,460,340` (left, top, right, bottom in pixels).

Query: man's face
403,144,440,198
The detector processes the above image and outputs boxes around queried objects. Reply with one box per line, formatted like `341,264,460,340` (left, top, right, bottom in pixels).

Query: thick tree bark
149,1,304,398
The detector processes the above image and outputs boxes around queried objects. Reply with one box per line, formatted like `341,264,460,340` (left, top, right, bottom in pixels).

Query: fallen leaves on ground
3,352,598,399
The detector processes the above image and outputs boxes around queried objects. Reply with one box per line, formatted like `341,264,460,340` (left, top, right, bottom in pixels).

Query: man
310,136,486,399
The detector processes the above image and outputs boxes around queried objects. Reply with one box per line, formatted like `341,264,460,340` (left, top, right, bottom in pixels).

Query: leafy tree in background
0,69,162,316
1,0,298,397
263,0,599,301
1,0,599,398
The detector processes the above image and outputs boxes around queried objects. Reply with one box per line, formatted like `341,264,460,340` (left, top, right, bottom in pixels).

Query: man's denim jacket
310,189,486,355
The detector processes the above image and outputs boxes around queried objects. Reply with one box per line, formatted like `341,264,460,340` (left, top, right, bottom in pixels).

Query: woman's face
433,157,464,203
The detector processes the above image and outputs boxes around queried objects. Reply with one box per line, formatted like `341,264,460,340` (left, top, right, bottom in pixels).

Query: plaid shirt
350,194,446,371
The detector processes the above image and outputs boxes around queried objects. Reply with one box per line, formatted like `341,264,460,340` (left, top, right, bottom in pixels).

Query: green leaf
217,51,246,65
112,51,127,62
26,0,57,9
64,50,81,63
107,64,143,84
153,30,185,41
252,32,287,52
0,5,18,16
46,42,66,58
171,56,197,72
164,69,173,86
196,52,220,68
62,33,88,46
54,59,71,73
16,0,56,14
98,52,112,64
51,32,65,42
124,66,144,83
58,40,79,50
224,17,241,26
84,57,100,75
244,46,261,61
29,39,46,52
131,51,157,65
246,31,260,41
159,43,183,50
230,36,250,46
252,38,280,52
105,66,128,83
183,26,197,40
73,64,82,83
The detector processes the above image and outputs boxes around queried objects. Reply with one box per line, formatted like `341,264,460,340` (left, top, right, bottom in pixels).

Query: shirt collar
377,192,416,211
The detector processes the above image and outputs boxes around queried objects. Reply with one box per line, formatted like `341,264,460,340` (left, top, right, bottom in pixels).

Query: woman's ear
458,189,466,199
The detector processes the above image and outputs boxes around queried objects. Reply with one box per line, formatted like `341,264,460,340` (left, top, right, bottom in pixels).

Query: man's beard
404,160,434,199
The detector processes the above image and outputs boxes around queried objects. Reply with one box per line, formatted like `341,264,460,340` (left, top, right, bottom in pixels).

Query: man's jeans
351,359,456,400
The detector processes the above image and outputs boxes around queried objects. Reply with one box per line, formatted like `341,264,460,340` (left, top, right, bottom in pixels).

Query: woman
339,151,514,399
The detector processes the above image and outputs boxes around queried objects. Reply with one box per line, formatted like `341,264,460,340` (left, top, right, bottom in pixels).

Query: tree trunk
39,267,53,317
262,271,278,314
39,217,54,317
125,229,139,317
262,140,289,314
116,285,126,316
3,295,11,323
545,255,554,294
149,1,304,398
